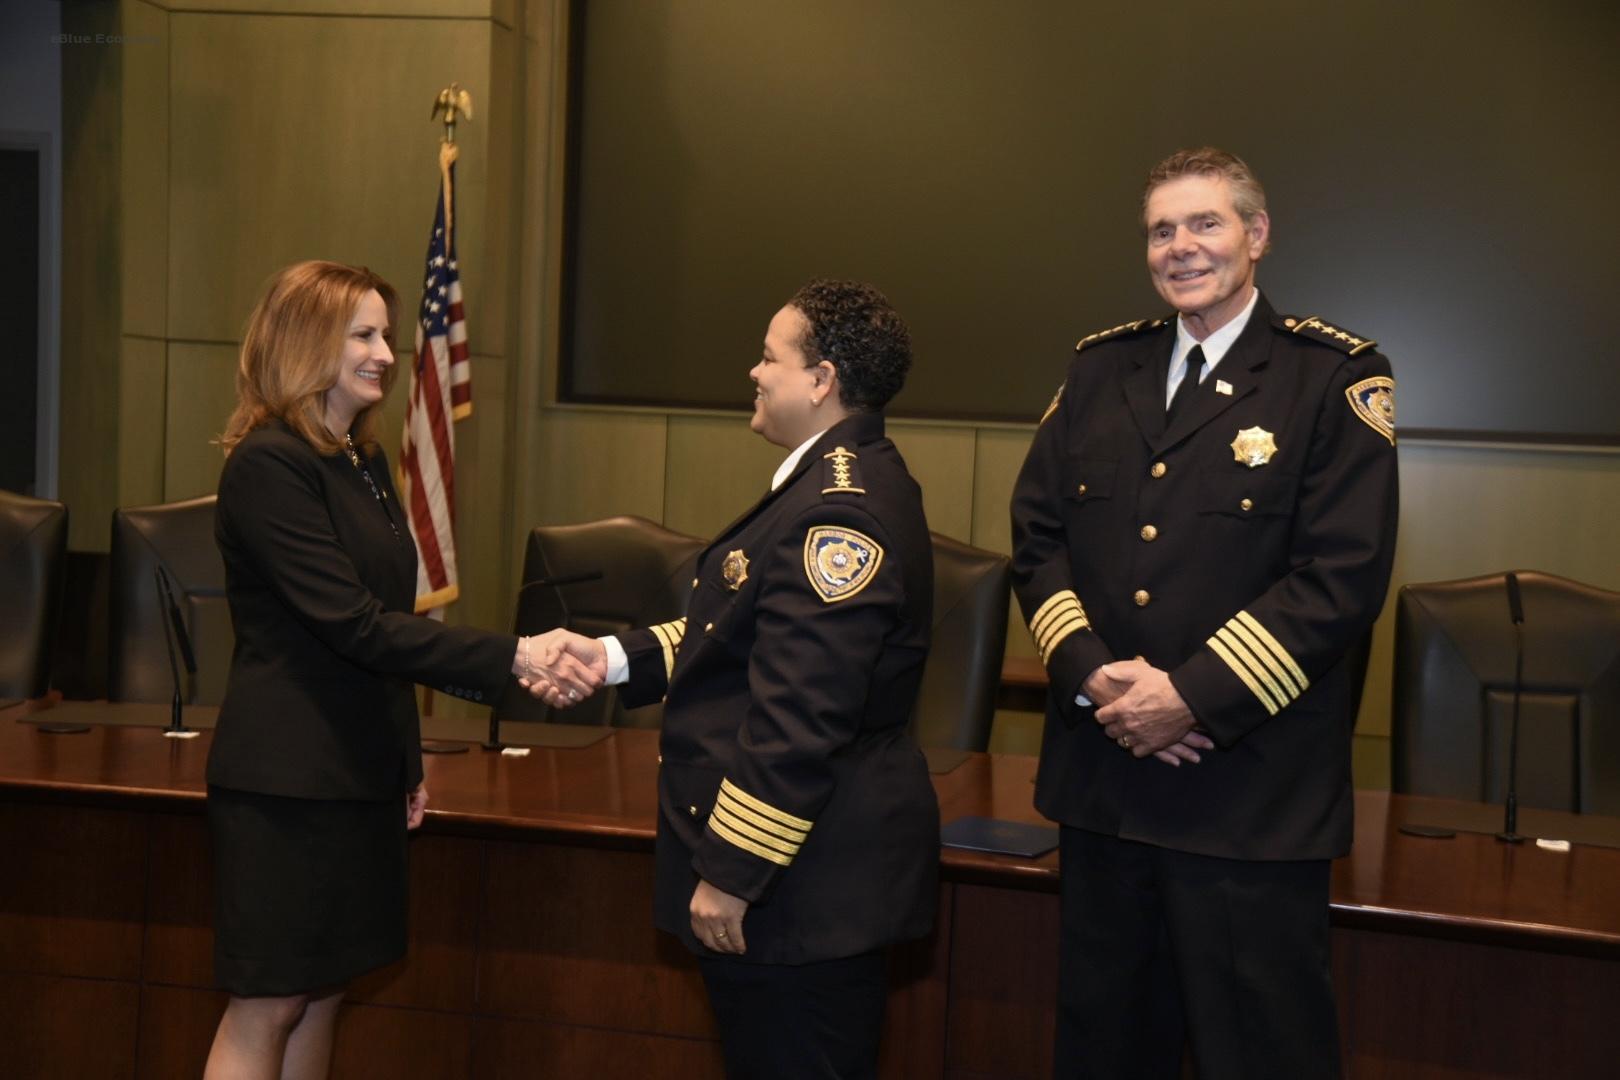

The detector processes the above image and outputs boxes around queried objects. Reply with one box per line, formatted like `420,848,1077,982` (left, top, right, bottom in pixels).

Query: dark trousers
699,950,887,1080
1053,827,1340,1080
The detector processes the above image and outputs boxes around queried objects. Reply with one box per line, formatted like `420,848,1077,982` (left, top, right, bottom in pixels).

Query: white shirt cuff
599,635,630,685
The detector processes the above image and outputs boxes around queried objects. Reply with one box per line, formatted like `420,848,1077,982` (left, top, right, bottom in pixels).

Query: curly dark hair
787,279,912,413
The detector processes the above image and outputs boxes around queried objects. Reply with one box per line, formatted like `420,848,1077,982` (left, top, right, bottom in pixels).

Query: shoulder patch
1075,316,1170,352
1276,313,1377,356
1346,376,1396,445
820,445,865,497
1038,382,1064,425
803,526,884,603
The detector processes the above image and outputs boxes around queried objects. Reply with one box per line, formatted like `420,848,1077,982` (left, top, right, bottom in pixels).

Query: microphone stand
1497,572,1525,843
156,567,201,740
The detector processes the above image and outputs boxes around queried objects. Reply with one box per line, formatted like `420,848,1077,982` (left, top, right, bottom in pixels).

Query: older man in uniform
1010,147,1398,1078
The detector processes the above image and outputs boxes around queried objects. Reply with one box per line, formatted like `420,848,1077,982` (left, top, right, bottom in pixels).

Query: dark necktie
1167,344,1206,424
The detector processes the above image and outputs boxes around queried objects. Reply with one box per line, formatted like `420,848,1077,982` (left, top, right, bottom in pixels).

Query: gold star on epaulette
821,446,866,496
1280,314,1378,356
1075,316,1169,352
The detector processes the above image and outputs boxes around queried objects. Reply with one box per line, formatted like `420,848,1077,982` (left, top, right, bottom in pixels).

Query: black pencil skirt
207,784,408,997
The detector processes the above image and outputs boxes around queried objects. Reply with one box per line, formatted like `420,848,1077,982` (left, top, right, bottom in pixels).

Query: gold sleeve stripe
1207,634,1283,716
711,803,803,859
1213,627,1291,712
1234,611,1307,690
1224,615,1302,702
709,814,794,866
715,788,809,845
1029,590,1076,632
1036,608,1088,652
719,778,814,833
1037,612,1089,663
1030,590,1090,664
650,618,685,681
649,624,677,682
1223,618,1303,699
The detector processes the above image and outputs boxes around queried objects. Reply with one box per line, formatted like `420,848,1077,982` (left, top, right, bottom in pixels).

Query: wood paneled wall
59,1,1620,781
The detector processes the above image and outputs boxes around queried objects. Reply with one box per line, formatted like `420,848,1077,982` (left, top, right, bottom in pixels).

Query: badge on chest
721,549,750,591
1230,426,1279,468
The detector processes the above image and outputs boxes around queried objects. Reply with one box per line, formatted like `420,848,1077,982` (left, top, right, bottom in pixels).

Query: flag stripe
399,162,472,614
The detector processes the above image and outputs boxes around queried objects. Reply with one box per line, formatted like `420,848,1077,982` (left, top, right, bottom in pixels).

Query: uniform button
692,578,699,588
1150,462,1167,478
688,805,699,816
1140,525,1158,542
1076,483,1088,496
656,754,663,765
1134,589,1151,607
1240,498,1253,511
704,621,715,632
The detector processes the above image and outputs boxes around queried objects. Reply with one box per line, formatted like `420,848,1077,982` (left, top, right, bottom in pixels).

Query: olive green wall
62,2,1620,771
60,0,532,656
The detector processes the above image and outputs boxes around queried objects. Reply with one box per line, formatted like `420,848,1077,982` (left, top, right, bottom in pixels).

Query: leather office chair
493,515,705,728
1392,570,1620,815
108,495,232,705
910,533,1011,751
0,490,68,700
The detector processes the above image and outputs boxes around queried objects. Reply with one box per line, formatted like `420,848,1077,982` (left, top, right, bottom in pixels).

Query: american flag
398,164,471,614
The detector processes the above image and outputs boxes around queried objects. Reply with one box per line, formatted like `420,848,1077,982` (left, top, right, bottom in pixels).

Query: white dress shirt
1163,286,1261,407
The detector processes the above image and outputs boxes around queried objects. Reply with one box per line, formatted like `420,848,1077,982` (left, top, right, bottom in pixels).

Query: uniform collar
1170,285,1261,384
772,412,886,490
772,427,832,491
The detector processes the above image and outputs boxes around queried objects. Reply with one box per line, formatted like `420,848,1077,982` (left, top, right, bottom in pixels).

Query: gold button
688,805,699,816
1284,317,1298,328
1140,525,1158,542
1150,462,1167,478
692,577,699,588
1076,483,1088,496
656,755,663,764
1134,589,1151,607
704,621,714,632
1240,498,1253,511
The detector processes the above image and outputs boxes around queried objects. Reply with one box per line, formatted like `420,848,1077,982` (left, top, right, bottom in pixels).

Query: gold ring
1118,734,1132,749
715,930,728,939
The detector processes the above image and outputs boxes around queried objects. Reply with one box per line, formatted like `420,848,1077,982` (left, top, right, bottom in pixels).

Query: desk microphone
1497,572,1526,843
156,567,201,740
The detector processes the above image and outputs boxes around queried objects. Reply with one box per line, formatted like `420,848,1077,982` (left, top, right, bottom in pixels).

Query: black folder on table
941,815,1059,858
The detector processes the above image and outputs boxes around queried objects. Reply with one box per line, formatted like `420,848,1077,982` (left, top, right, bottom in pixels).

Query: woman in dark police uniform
203,261,596,1078
532,280,939,1079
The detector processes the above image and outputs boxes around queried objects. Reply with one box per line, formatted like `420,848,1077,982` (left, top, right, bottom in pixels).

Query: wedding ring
1118,734,1132,749
568,689,579,700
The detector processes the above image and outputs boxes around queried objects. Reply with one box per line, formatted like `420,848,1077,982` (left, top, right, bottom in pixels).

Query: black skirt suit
208,419,515,995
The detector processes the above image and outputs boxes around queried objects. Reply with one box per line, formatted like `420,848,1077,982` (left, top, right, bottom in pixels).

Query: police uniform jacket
1010,294,1399,861
210,420,517,801
617,411,939,964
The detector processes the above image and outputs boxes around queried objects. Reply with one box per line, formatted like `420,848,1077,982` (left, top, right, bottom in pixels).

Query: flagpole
417,83,476,750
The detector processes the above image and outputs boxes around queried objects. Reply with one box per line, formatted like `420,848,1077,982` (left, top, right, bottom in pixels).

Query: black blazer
618,413,940,965
208,420,515,801
1011,295,1399,861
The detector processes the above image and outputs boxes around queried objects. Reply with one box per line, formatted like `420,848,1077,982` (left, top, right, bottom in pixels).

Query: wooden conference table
2,701,1618,1079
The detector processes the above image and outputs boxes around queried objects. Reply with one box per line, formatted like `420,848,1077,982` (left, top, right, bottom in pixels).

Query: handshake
513,629,611,709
